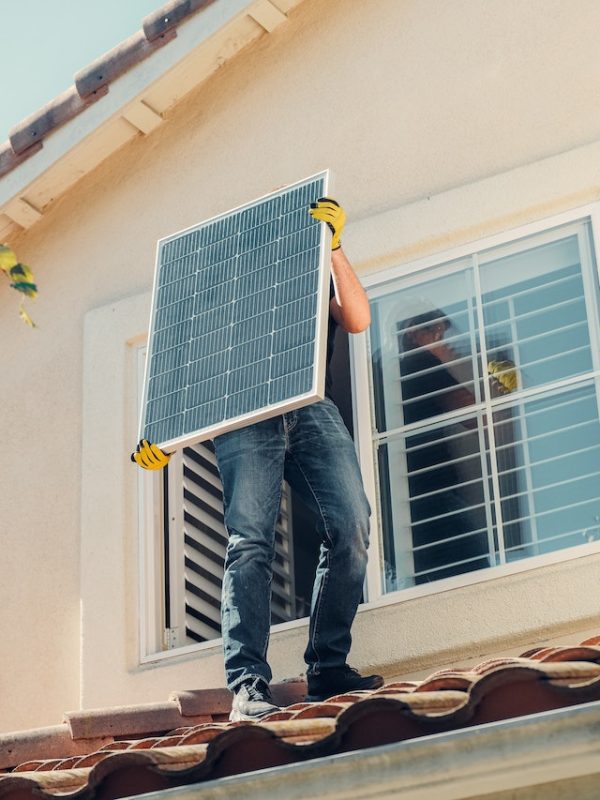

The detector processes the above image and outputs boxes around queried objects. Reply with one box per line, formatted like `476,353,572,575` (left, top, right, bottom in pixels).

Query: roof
0,0,299,239
1,635,599,799
0,0,213,179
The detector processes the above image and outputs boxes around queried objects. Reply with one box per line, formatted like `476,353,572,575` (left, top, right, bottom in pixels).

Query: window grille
369,219,600,594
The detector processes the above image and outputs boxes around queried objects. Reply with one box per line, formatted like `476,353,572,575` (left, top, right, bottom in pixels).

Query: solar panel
139,171,331,451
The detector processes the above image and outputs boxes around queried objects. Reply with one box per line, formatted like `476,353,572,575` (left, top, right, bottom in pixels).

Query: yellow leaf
0,244,18,273
19,301,37,328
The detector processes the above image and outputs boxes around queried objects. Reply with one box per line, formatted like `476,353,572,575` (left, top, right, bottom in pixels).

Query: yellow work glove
488,360,518,394
309,197,346,250
131,439,171,470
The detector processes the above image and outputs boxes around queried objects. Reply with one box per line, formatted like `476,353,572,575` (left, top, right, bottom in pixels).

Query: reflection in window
399,305,491,582
370,220,600,593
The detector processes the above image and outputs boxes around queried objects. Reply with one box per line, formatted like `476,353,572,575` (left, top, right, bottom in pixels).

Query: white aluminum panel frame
139,170,332,452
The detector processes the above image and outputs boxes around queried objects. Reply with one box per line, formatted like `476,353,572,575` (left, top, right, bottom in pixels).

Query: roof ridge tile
64,701,211,740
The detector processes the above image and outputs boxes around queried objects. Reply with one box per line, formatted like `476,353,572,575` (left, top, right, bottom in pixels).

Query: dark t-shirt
324,281,338,399
401,348,459,488
400,347,489,580
401,348,459,424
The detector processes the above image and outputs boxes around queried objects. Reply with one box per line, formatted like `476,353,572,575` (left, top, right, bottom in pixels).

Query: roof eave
130,700,600,800
0,0,297,240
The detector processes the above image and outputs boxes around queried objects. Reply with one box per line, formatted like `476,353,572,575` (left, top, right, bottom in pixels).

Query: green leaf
9,263,35,283
10,281,38,298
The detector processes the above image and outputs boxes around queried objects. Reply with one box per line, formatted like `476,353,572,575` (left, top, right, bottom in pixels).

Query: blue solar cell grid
142,175,327,446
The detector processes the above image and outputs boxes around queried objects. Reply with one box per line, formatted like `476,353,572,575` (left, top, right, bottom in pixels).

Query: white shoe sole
229,706,279,722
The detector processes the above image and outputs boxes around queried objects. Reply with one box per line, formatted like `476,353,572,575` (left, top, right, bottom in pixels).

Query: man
133,198,383,721
400,308,518,583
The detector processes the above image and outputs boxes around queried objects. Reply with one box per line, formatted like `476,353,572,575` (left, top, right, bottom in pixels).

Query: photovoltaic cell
140,172,330,449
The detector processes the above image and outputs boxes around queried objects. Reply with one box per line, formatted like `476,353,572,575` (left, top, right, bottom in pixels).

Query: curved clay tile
4,639,600,797
466,663,600,727
413,672,476,692
0,0,217,180
0,141,43,179
373,681,419,692
69,751,112,769
581,634,600,646
291,702,350,720
143,0,217,41
261,718,336,746
178,725,232,746
8,88,108,156
12,760,62,773
97,741,131,751
536,646,600,663
257,708,299,722
471,657,533,675
74,31,175,99
519,646,546,658
2,766,91,795
145,735,187,749
381,689,468,716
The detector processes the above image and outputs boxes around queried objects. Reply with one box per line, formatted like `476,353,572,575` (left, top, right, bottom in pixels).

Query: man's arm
308,197,370,334
330,247,371,333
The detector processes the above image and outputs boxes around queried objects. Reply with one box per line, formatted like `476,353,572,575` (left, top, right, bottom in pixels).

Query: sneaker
305,665,384,702
229,678,280,721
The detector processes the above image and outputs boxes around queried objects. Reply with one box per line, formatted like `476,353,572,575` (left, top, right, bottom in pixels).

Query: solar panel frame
139,170,332,452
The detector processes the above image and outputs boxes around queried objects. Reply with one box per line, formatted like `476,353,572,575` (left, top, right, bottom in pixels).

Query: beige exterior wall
3,0,600,732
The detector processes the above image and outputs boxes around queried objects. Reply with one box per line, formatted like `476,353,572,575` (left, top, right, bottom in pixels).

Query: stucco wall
3,0,600,731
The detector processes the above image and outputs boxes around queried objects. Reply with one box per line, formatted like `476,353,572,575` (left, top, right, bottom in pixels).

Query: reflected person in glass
400,308,491,583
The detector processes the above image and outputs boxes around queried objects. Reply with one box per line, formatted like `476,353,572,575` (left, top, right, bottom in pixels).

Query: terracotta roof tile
8,87,108,157
143,0,216,41
1,638,599,799
581,634,600,646
531,645,600,663
74,29,176,99
64,700,211,739
0,726,111,772
0,0,217,179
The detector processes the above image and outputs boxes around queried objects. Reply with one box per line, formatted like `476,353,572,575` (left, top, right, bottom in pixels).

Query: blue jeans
213,398,371,690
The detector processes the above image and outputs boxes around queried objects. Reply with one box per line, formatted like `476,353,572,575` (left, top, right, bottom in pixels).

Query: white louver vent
163,441,296,647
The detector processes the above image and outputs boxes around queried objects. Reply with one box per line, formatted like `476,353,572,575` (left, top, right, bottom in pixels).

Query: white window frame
351,202,600,608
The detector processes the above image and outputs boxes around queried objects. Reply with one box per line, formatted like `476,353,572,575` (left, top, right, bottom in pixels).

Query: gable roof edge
0,0,298,240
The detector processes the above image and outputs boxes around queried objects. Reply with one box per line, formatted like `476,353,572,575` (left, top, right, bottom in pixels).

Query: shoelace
342,665,360,677
245,677,271,702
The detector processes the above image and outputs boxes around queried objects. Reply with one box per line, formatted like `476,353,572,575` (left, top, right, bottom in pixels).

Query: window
138,211,600,658
367,218,600,594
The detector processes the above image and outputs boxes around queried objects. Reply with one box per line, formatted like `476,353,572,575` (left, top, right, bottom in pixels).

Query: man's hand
488,360,518,394
131,439,171,470
309,197,346,250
